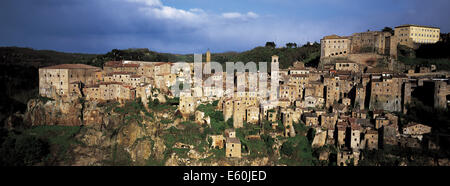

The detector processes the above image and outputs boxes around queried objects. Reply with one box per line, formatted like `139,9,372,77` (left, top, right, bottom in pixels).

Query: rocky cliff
11,97,277,166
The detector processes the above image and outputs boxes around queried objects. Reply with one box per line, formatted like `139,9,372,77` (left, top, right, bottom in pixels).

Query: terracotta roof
41,64,100,69
323,35,348,40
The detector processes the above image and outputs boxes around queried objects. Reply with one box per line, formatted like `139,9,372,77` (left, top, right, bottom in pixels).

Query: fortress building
39,64,101,98
320,35,351,58
395,24,440,48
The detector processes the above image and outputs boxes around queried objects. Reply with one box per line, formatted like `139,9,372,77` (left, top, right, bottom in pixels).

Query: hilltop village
36,24,450,166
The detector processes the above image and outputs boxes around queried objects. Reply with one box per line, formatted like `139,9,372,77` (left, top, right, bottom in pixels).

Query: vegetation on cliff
397,35,450,71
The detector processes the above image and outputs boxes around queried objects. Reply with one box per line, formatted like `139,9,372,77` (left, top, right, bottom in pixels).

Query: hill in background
0,42,320,123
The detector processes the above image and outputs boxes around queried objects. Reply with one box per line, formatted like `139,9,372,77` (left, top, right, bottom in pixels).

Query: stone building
39,64,101,98
354,84,366,110
364,130,378,150
281,109,296,137
337,150,359,166
225,128,236,138
375,116,390,129
84,82,136,101
434,81,448,109
337,122,347,148
103,61,139,74
208,135,225,149
349,31,392,55
395,24,440,48
320,35,351,58
246,106,260,124
179,94,196,118
369,74,408,112
279,84,300,101
226,137,241,158
324,75,340,108
335,61,360,72
350,124,361,150
233,99,245,128
303,113,319,127
154,62,172,76
402,122,431,136
222,98,234,122
320,113,337,129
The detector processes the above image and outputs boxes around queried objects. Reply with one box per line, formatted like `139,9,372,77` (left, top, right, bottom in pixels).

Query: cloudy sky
1,0,449,54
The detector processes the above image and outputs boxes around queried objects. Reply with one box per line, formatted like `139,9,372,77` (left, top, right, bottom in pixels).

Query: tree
265,42,276,48
382,27,394,35
286,42,297,48
281,140,294,156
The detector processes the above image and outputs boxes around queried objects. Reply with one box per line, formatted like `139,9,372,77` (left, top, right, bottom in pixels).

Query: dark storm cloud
0,0,449,54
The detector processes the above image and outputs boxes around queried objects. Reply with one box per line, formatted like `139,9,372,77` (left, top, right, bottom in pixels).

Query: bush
279,135,316,166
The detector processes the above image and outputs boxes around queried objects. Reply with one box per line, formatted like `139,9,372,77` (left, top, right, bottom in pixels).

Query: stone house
222,98,234,122
233,99,245,128
84,82,136,101
281,109,295,137
351,109,367,119
337,122,348,148
335,61,360,72
303,113,319,127
369,75,408,112
226,137,241,158
364,130,379,150
225,128,236,138
375,116,390,129
350,124,361,150
402,122,431,140
312,130,327,148
103,61,139,74
337,150,359,166
354,84,366,110
246,106,260,124
179,94,196,118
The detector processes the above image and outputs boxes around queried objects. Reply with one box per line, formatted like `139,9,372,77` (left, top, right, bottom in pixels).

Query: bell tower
206,49,211,63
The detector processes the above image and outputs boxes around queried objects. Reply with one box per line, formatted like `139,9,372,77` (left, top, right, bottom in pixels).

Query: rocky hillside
1,94,283,166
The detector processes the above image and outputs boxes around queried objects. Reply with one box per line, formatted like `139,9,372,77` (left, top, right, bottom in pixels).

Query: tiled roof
323,35,348,40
